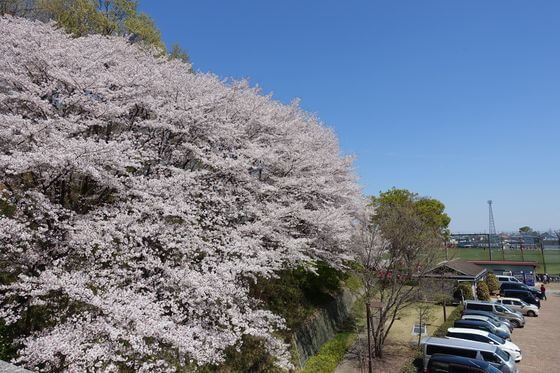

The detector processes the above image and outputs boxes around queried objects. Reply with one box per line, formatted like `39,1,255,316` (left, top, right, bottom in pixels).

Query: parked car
453,319,511,340
421,337,518,373
446,327,522,362
463,301,525,328
494,297,539,317
495,275,522,284
461,315,511,335
501,289,541,309
427,353,503,373
500,282,543,300
462,309,513,331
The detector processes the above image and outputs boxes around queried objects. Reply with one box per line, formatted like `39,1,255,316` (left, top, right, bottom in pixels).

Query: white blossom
0,16,362,372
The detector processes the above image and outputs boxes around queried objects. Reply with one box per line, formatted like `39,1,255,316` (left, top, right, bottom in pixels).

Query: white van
496,275,522,284
446,327,522,362
421,337,518,373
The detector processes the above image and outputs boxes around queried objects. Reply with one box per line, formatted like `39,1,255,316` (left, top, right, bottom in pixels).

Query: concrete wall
291,289,356,369
0,361,33,373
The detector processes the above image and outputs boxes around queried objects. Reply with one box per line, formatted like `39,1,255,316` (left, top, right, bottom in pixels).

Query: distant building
424,259,488,299
540,232,559,249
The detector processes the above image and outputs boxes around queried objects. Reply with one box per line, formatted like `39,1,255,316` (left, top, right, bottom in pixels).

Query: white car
495,297,539,317
496,275,522,284
446,327,522,362
461,314,511,335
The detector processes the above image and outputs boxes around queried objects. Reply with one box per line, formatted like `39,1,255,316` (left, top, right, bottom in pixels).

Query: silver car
495,297,539,317
464,300,525,328
462,314,511,336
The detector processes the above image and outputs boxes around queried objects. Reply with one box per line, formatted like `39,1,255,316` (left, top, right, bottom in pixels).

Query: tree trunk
366,302,373,373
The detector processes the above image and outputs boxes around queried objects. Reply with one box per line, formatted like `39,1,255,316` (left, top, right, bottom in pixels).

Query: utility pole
540,238,548,274
487,201,497,261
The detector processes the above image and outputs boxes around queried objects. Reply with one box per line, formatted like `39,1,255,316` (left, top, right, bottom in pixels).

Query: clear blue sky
140,1,560,233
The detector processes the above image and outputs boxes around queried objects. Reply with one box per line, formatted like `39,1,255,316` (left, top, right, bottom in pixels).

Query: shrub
432,304,464,337
485,273,500,294
476,281,491,301
300,332,355,373
453,282,473,301
398,347,423,373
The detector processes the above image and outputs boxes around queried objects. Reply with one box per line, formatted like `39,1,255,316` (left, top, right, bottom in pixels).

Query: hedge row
432,304,464,337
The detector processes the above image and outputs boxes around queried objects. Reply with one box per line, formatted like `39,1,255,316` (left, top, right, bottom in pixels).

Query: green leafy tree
519,226,533,234
371,188,451,239
485,273,500,294
453,282,474,301
169,43,191,63
36,0,165,51
168,43,193,72
476,281,490,301
353,196,443,363
38,0,104,36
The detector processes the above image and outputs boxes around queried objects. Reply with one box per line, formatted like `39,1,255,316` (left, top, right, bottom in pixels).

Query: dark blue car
427,353,503,373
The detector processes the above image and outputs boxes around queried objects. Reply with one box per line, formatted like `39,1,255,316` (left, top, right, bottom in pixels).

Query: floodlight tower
487,200,497,261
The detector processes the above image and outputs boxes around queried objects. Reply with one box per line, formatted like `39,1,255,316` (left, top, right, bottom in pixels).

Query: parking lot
513,283,560,373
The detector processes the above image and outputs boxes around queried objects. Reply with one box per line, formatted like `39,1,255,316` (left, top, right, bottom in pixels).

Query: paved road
513,284,560,373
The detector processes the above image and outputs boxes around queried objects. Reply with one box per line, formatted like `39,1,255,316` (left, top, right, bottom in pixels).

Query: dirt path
334,340,411,373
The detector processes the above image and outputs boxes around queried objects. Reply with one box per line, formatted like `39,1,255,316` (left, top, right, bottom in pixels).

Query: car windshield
488,333,505,344
496,347,510,361
486,318,499,327
495,305,510,313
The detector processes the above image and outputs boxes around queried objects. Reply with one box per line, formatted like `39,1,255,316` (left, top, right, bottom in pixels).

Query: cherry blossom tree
0,16,362,372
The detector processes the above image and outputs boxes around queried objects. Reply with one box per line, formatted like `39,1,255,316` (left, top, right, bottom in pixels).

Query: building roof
425,258,487,280
469,260,537,268
445,259,487,277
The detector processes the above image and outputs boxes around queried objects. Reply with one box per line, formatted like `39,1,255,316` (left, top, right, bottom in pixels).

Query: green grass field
449,247,560,274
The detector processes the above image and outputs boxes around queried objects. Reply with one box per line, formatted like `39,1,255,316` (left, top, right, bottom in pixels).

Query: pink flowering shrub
0,16,361,372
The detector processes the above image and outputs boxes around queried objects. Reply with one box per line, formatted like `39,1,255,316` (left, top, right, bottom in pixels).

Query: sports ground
449,247,560,274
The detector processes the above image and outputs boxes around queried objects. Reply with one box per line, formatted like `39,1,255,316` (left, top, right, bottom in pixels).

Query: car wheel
528,310,536,317
511,320,520,328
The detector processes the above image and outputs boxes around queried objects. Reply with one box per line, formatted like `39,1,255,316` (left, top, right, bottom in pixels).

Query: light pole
539,238,548,274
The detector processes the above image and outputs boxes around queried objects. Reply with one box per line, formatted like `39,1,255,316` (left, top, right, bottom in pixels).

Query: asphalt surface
512,283,560,373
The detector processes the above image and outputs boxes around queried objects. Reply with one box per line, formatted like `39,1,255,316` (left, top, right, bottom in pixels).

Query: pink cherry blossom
0,16,362,372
